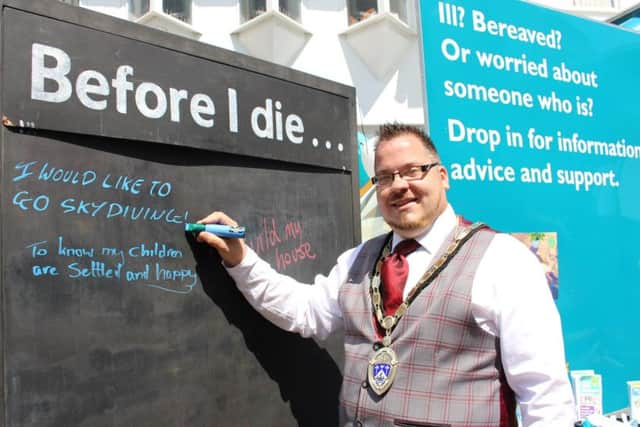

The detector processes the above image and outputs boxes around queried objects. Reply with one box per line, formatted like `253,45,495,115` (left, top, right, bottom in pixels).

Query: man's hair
376,123,439,157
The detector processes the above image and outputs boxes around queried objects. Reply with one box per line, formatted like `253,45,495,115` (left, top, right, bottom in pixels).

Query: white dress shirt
225,205,576,426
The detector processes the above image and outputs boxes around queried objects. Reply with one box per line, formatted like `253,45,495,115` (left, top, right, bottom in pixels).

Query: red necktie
380,239,420,315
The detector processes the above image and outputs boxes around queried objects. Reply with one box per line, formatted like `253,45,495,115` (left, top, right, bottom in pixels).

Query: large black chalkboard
0,1,359,426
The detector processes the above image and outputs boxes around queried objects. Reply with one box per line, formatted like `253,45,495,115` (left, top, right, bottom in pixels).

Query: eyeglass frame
370,162,441,187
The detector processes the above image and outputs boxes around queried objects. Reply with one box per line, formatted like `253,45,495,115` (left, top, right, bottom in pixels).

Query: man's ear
439,165,450,190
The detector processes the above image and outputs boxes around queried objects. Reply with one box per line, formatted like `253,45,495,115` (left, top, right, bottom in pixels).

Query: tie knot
393,239,420,257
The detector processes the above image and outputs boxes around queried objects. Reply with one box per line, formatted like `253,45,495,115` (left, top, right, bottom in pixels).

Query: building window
348,0,413,26
241,0,267,21
241,0,302,23
348,0,377,25
164,0,191,23
389,0,409,24
572,0,616,8
129,0,191,23
129,0,149,18
279,0,301,21
59,0,79,5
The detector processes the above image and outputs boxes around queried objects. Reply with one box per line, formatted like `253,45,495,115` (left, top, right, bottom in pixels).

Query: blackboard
0,1,359,426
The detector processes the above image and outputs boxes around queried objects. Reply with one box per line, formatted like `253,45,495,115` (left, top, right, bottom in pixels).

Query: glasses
371,162,440,187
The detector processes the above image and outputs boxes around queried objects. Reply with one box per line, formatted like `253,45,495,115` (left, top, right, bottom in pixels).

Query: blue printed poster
420,0,640,412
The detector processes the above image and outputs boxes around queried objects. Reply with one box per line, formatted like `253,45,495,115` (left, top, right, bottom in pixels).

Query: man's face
374,133,449,238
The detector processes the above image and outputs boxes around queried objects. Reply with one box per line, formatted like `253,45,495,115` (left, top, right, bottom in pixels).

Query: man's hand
196,211,246,267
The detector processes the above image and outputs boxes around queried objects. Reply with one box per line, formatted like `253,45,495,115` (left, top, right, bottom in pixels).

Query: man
197,124,575,426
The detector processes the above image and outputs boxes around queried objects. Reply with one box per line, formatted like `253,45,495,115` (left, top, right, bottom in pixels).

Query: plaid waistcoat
337,228,516,427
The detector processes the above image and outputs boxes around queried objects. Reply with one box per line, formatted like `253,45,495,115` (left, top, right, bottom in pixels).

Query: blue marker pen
184,223,246,238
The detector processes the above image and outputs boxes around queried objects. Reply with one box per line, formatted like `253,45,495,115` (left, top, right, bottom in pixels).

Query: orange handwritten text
249,217,282,254
247,217,317,272
275,242,316,272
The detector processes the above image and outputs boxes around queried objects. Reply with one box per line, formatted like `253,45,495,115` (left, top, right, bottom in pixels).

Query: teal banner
420,0,640,412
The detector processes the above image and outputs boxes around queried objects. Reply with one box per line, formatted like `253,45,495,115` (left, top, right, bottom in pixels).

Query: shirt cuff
223,247,260,287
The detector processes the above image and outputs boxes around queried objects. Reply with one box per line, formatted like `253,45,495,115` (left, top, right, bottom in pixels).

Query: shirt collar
392,204,457,254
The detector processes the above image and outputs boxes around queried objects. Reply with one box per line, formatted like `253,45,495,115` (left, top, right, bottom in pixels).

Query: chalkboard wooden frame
0,1,360,426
